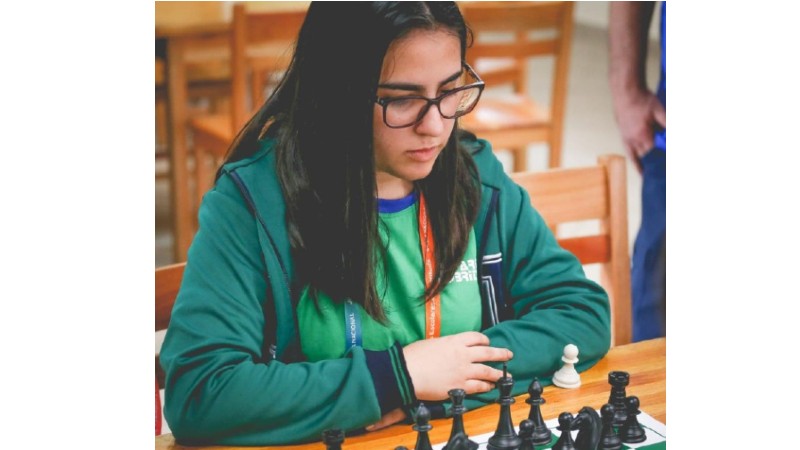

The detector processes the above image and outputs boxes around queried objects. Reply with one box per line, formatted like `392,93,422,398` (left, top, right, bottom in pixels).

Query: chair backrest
510,154,632,346
155,262,186,388
229,3,306,132
461,1,574,125
458,2,575,171
155,262,185,435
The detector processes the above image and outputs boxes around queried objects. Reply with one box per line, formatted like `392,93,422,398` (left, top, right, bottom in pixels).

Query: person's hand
402,331,513,401
365,408,407,432
612,89,666,173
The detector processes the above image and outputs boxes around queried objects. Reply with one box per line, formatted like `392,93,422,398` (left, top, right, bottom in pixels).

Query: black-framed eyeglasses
374,63,485,129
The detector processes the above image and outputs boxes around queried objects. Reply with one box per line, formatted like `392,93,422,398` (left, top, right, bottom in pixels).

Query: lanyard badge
343,191,441,352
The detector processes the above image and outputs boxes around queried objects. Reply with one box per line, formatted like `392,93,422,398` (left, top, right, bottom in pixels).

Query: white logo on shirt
451,259,477,283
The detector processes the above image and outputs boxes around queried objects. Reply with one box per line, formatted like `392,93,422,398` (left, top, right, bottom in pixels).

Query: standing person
609,1,667,341
160,2,611,446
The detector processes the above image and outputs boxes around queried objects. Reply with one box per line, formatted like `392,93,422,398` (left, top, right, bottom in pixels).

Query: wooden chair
511,154,632,346
189,4,306,230
155,1,232,180
155,2,234,262
155,262,186,435
460,1,574,172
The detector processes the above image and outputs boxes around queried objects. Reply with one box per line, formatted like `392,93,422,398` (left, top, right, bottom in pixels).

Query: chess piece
552,412,577,450
607,371,630,426
619,396,647,444
487,363,522,450
518,419,536,450
598,403,622,450
525,377,552,445
553,344,581,388
443,433,472,450
322,428,344,450
444,388,478,450
573,406,602,450
413,403,434,450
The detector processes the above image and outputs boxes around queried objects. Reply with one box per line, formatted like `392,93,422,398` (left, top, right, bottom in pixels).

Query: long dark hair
222,2,480,322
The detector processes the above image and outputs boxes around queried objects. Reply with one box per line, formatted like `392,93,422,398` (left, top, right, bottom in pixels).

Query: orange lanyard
418,193,441,339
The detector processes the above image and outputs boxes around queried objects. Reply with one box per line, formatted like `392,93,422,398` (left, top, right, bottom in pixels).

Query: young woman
160,2,611,446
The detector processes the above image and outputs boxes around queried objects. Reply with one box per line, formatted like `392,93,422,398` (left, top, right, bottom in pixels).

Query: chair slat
516,166,608,224
559,235,610,265
511,155,631,346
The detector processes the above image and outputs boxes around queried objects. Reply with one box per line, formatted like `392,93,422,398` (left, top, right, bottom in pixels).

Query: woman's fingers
468,344,513,363
403,332,514,400
462,379,496,395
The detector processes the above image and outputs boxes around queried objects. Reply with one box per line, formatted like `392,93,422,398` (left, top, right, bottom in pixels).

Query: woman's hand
402,331,513,401
365,408,407,432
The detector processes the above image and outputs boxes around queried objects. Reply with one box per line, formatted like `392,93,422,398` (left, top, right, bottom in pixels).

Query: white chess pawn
552,344,581,388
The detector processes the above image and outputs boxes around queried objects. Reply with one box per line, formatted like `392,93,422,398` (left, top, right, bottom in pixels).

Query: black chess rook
486,363,522,450
607,371,630,426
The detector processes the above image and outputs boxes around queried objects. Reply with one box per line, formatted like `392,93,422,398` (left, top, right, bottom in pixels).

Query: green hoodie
160,136,611,446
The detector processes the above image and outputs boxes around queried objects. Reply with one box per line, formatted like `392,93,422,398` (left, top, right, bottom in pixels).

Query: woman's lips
406,146,439,162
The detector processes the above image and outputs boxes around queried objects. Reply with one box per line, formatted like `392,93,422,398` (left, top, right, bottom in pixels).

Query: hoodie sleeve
465,145,612,408
159,173,415,446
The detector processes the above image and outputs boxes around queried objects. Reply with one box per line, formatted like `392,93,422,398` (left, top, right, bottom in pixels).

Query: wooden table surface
155,337,665,449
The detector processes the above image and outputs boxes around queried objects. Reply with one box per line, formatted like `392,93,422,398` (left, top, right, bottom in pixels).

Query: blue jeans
631,149,666,341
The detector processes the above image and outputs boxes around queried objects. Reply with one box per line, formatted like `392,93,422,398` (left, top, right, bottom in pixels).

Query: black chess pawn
395,447,410,450
444,388,478,450
598,404,622,450
607,371,630,426
413,403,434,450
552,412,577,450
518,419,536,450
487,363,522,450
525,377,553,446
322,428,344,450
619,396,646,444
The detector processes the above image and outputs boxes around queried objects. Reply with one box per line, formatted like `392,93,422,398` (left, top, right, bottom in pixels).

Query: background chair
156,1,233,262
511,154,632,346
155,262,186,435
189,3,306,233
155,1,231,180
460,1,574,172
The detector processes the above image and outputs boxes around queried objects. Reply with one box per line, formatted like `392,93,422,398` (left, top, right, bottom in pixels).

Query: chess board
430,410,667,450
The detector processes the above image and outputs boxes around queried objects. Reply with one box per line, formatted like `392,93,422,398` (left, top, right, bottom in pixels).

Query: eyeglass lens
384,86,481,127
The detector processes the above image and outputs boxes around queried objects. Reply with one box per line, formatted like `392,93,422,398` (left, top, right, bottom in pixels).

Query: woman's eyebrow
378,69,462,92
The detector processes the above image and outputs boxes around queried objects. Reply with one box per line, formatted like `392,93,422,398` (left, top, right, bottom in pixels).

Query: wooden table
155,337,665,449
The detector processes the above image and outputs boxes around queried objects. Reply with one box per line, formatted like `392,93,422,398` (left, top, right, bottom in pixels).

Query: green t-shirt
297,196,482,361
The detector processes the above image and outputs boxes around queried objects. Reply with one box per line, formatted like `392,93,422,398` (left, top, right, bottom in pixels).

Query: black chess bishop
525,377,552,446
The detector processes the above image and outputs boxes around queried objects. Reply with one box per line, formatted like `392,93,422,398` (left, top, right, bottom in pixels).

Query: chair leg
512,147,528,173
548,135,562,169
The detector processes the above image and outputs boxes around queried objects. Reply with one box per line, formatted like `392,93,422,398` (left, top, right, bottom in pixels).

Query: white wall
575,1,661,41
